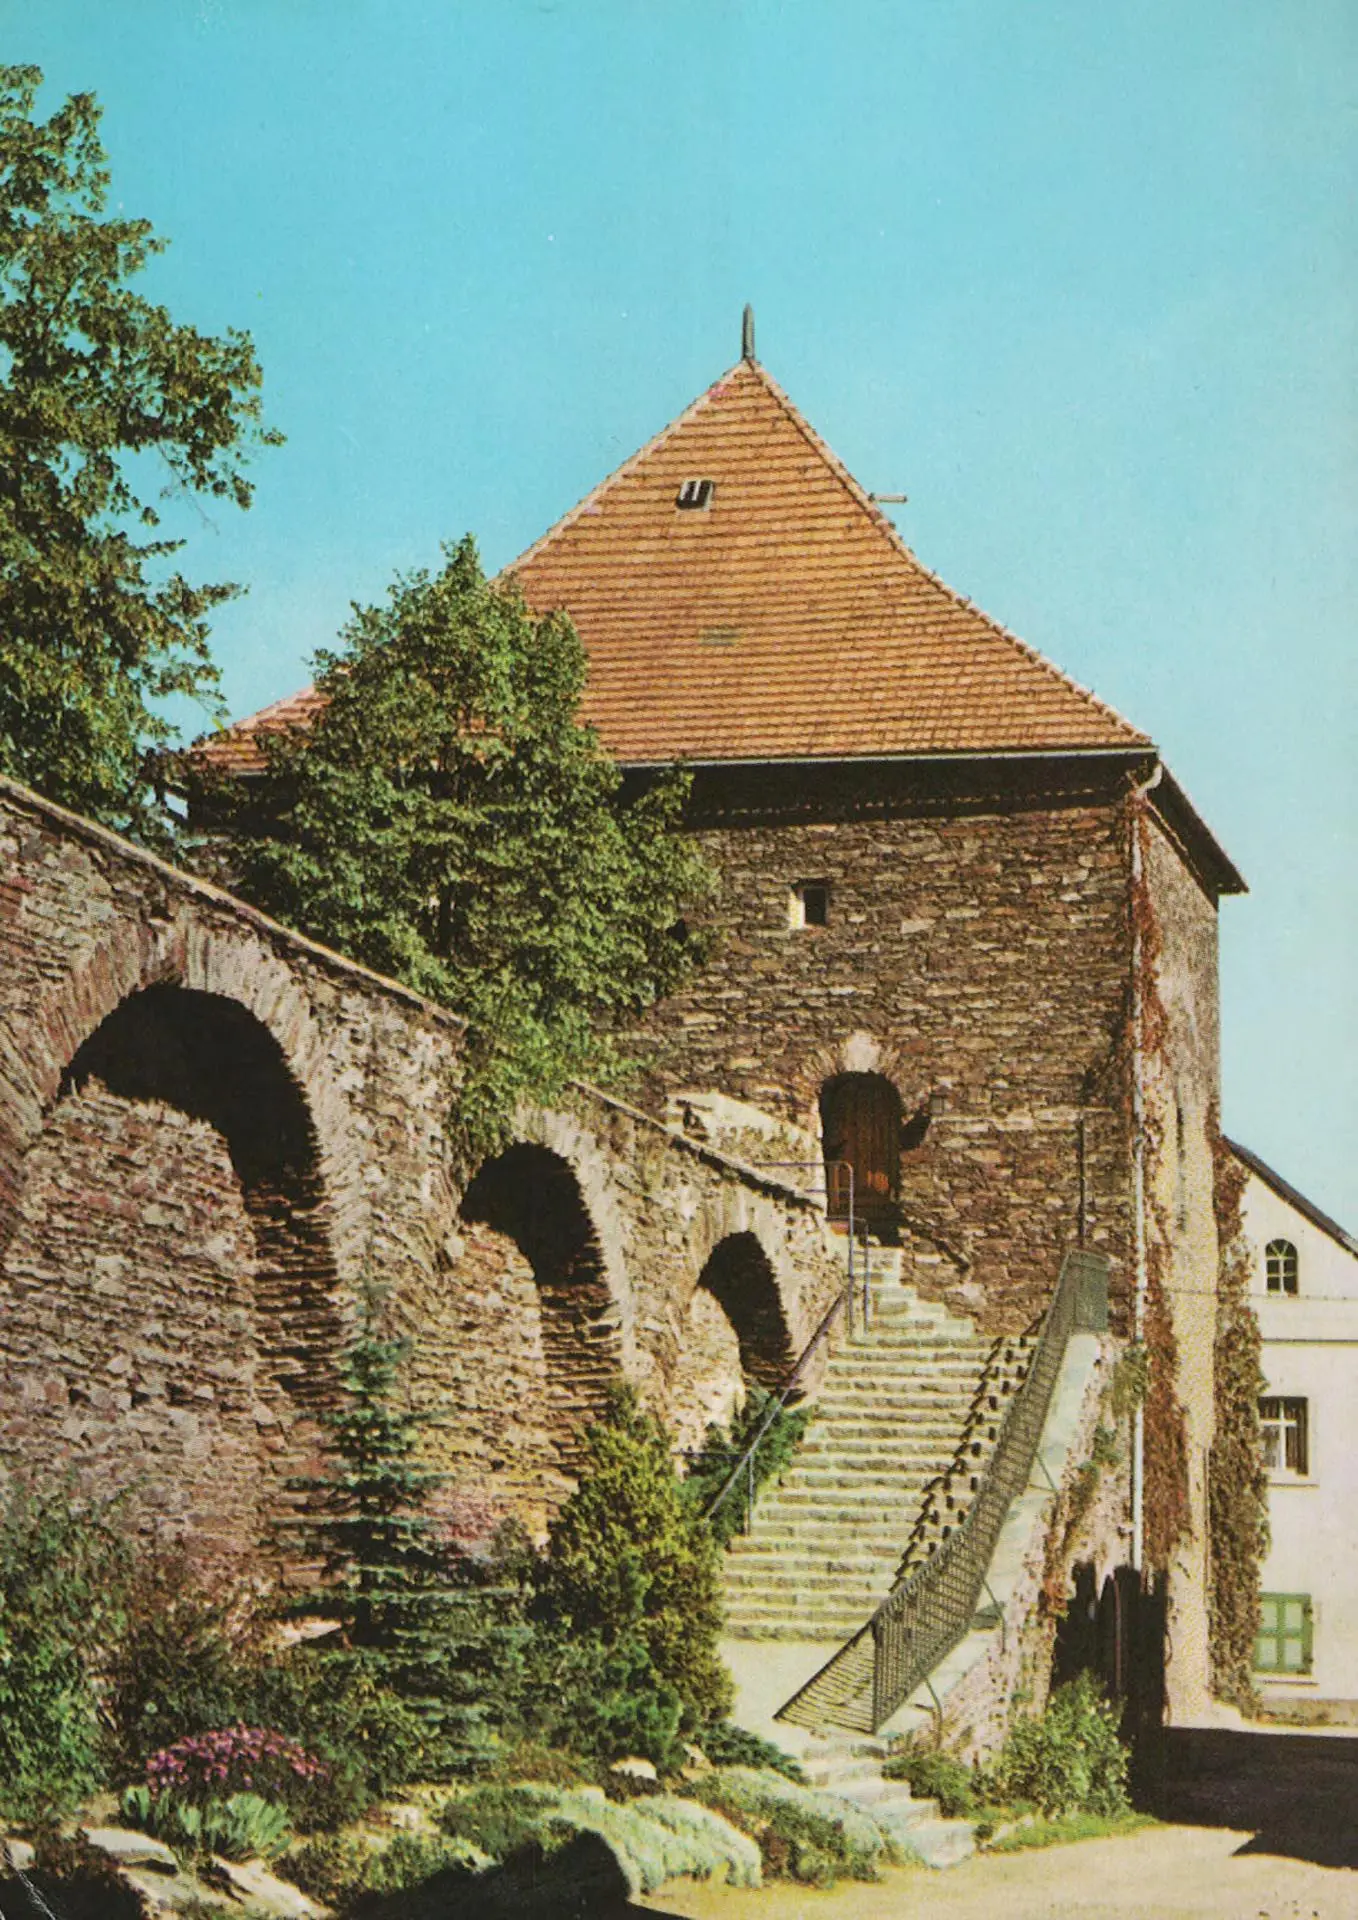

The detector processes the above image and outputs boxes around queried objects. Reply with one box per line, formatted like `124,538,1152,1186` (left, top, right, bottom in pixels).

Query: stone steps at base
796,1737,977,1868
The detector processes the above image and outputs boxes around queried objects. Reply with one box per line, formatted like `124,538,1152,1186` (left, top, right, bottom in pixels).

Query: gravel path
634,1823,1357,1919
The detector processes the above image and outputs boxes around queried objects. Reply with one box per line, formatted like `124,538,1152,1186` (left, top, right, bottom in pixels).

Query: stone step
726,1541,904,1564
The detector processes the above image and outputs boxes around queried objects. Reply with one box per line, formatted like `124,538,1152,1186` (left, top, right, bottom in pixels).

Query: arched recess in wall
458,1144,623,1479
0,981,341,1562
820,1072,903,1232
695,1233,795,1394
670,1232,796,1454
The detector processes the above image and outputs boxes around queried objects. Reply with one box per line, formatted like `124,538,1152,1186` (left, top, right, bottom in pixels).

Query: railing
705,1160,864,1533
778,1247,1109,1734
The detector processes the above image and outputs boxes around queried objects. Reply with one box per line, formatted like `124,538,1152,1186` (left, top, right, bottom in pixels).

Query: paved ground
634,1822,1358,1919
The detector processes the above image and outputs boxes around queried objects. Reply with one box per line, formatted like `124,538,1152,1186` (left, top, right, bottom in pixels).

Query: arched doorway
0,983,339,1565
820,1072,902,1232
459,1144,622,1482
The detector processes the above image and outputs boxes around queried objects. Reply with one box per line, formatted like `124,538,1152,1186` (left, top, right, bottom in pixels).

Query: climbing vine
1129,804,1191,1576
1206,1114,1268,1709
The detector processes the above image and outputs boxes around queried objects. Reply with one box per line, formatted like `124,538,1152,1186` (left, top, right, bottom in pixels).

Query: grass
982,1809,1159,1853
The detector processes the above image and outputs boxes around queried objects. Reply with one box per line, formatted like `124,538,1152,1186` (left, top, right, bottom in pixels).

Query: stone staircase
800,1736,977,1867
723,1251,1012,1643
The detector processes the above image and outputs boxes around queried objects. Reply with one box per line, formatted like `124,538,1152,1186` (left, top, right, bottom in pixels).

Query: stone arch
669,1229,798,1453
1,913,365,1292
62,983,341,1403
459,1143,625,1480
0,979,342,1564
694,1232,795,1393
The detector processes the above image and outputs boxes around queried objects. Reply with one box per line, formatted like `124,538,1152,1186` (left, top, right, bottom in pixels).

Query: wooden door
820,1074,901,1226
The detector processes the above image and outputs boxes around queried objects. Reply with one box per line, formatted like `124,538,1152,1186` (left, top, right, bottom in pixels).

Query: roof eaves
744,361,1151,751
1226,1137,1358,1257
1150,764,1247,899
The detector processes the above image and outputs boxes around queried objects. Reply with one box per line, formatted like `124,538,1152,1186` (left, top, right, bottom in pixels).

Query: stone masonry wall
1140,805,1224,1721
0,779,843,1570
629,783,1139,1334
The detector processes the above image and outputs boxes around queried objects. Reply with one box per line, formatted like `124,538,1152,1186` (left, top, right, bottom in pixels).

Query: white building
1228,1140,1358,1719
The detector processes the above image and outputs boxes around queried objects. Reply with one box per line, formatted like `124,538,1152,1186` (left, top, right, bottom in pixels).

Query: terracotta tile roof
195,356,1150,774
193,683,326,777
506,358,1149,762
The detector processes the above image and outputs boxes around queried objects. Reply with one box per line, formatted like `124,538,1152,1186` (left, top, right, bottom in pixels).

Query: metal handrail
705,1161,858,1530
777,1247,1108,1733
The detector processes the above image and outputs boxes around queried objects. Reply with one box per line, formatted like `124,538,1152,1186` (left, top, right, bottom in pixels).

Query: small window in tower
789,881,830,929
1266,1239,1299,1295
676,478,716,510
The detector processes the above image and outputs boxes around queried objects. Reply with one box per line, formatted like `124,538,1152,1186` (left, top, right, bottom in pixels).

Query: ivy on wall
1206,1115,1269,1710
1129,805,1192,1577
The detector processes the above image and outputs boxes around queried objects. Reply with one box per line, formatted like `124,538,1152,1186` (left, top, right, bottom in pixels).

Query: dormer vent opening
676,478,715,510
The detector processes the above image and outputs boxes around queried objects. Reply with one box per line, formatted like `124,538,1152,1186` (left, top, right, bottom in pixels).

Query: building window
1255,1593,1313,1675
1260,1396,1309,1477
789,881,829,929
676,478,715,510
1265,1239,1299,1295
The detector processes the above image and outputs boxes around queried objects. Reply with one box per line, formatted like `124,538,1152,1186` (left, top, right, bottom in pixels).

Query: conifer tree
287,1288,522,1770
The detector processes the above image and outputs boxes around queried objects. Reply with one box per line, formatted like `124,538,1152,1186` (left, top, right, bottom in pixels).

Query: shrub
534,1386,732,1734
283,1828,488,1906
881,1745,979,1817
694,1721,806,1783
688,1766,901,1886
121,1782,292,1860
0,1480,130,1819
103,1545,261,1776
437,1782,759,1897
144,1724,327,1808
683,1388,814,1546
514,1627,686,1771
984,1672,1130,1818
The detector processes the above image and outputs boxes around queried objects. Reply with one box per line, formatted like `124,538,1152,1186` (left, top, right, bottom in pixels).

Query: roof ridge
744,360,1148,747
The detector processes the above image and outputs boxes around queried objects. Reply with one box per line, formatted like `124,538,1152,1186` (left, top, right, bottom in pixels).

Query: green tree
0,1480,131,1818
0,64,278,840
284,1287,523,1776
534,1386,733,1736
217,536,711,1150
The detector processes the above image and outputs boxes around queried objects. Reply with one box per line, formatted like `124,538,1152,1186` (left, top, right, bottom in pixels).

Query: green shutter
1255,1593,1313,1675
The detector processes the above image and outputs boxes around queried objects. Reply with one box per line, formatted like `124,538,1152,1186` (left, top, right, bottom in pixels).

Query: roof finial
741,303,755,362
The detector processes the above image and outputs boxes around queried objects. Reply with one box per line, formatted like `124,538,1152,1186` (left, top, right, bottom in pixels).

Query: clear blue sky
12,2,1356,1224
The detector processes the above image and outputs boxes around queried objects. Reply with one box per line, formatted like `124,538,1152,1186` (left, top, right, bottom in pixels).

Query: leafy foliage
882,1744,979,1817
0,1479,131,1818
682,1386,814,1546
533,1386,733,1739
1207,1117,1269,1710
283,1828,490,1909
283,1286,527,1779
103,1545,263,1775
0,65,277,839
688,1767,902,1886
437,1782,761,1898
121,1781,293,1861
983,1673,1130,1818
215,537,712,1153
693,1721,806,1784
